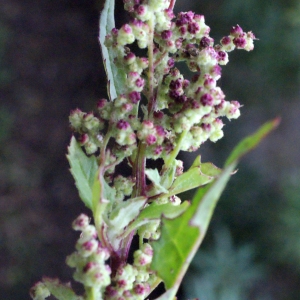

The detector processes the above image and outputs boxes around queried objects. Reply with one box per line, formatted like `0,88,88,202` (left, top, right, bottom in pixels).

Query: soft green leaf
160,162,177,190
166,161,220,197
225,118,280,167
107,196,147,250
99,0,126,100
67,136,98,209
109,196,147,229
151,119,279,294
121,201,190,237
146,168,169,195
43,278,83,300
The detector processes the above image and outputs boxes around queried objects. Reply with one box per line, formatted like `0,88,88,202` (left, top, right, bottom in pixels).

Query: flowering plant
30,0,278,299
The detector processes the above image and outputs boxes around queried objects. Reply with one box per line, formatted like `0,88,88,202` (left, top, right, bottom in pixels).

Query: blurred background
0,0,299,299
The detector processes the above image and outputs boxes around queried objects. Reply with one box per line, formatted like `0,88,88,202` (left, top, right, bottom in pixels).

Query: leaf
150,119,279,295
99,0,126,100
166,159,221,197
146,168,169,195
67,136,98,209
121,201,190,237
43,278,83,300
160,161,177,190
106,196,147,250
225,117,280,167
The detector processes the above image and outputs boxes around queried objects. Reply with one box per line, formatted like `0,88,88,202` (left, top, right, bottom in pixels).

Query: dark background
0,0,299,299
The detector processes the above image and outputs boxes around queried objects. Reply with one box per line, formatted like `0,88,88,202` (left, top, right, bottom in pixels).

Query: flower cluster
31,1,256,299
105,243,156,300
66,214,111,296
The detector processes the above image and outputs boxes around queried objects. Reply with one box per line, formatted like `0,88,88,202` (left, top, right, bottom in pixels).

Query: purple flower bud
128,91,141,104
179,26,187,35
83,262,96,273
188,22,200,34
117,279,127,288
136,5,146,16
230,25,243,36
122,103,133,112
154,145,163,155
164,8,175,19
170,79,182,90
155,126,165,137
105,286,118,297
221,36,231,46
161,30,172,40
200,93,214,106
175,38,183,49
78,134,89,145
210,65,222,79
72,214,90,230
233,37,246,48
146,134,156,145
167,58,175,68
122,24,132,34
169,90,180,100
201,123,211,132
153,110,164,119
134,284,146,295
117,120,130,130
135,78,145,88
111,28,118,35
218,51,227,61
199,36,211,48
124,52,136,63
97,98,107,109
183,79,190,89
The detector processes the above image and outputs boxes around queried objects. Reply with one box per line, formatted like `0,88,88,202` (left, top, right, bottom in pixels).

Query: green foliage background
0,0,299,299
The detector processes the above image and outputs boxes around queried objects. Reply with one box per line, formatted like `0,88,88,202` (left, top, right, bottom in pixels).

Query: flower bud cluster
69,109,105,155
105,243,155,300
66,214,111,293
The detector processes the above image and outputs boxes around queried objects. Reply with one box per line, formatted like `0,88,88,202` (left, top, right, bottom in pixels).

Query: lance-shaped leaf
121,201,190,238
99,0,126,100
106,196,147,249
165,157,221,197
151,119,279,298
67,136,98,209
146,168,169,196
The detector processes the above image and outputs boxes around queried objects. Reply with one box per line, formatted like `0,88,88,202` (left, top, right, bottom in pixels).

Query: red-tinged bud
97,98,107,109
128,91,141,104
200,93,214,106
230,24,243,36
146,134,157,145
233,37,247,48
161,30,172,40
117,120,130,130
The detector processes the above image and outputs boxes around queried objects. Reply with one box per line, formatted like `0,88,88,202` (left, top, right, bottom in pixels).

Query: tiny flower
230,24,243,37
72,214,90,230
161,30,172,40
117,120,130,130
146,134,157,145
200,93,214,106
233,36,247,49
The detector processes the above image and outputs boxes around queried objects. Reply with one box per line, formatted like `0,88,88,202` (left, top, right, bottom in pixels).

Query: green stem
165,130,187,168
85,286,98,300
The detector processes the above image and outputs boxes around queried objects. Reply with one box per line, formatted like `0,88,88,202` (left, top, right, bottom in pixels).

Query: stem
168,0,176,10
147,14,156,117
85,287,98,300
165,130,187,168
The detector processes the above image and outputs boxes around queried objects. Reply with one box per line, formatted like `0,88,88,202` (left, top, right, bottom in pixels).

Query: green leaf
106,196,147,250
225,117,280,167
99,0,126,100
67,136,98,209
146,168,169,195
150,119,279,295
166,158,221,197
121,201,190,237
43,278,83,300
160,161,177,190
